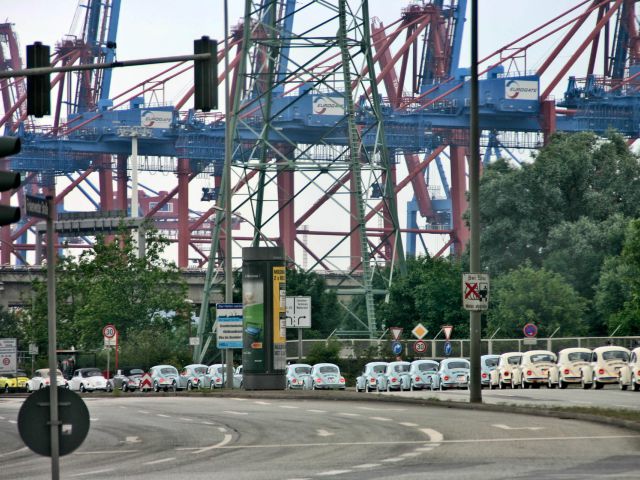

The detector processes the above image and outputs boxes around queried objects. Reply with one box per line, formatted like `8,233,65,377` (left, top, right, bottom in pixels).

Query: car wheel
106,383,113,392
154,381,160,393
39,384,44,390
386,383,390,393
312,382,318,390
80,384,86,393
187,381,193,391
171,381,177,392
620,381,628,391
633,377,640,392
499,380,505,390
286,381,291,390
439,382,444,391
547,379,555,389
559,379,568,389
3,384,8,394
581,377,592,390
594,380,604,390
210,380,215,390
410,382,414,391
522,380,529,389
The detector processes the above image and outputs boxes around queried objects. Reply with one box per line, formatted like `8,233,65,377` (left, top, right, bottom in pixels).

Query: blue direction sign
444,341,452,356
391,341,403,356
523,323,538,338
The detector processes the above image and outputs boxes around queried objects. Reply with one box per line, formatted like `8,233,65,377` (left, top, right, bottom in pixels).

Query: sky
1,1,607,267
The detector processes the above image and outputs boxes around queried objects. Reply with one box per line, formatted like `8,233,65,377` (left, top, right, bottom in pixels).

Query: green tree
30,226,191,359
487,264,588,338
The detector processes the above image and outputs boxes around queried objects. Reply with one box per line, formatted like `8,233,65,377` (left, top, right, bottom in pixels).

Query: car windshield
129,369,144,375
484,358,499,368
84,370,102,377
529,354,555,363
372,365,386,373
507,356,521,365
393,364,410,373
319,366,339,374
602,350,629,362
192,367,207,374
417,362,437,372
160,368,177,375
294,367,311,375
447,361,469,369
567,352,590,362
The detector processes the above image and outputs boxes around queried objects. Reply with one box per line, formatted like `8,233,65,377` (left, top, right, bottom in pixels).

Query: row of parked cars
352,345,640,392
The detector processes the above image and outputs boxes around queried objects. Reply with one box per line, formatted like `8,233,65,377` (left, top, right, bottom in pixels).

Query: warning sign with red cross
462,273,490,311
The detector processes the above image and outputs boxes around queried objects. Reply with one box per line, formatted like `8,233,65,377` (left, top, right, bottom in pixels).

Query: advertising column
242,247,286,389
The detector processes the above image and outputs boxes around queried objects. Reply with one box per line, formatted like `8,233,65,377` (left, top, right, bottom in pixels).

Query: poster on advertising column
242,263,265,371
272,266,287,371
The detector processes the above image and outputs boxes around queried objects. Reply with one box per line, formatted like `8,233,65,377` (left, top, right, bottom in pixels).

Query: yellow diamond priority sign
411,323,428,340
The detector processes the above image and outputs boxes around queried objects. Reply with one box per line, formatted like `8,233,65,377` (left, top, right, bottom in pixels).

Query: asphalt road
384,383,640,410
0,395,639,479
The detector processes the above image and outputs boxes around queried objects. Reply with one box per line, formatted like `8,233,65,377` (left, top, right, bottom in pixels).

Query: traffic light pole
45,195,60,479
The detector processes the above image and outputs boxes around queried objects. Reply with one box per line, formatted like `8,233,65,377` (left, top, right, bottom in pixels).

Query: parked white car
207,364,243,389
618,347,640,391
68,368,111,392
409,360,439,391
512,350,556,389
489,352,521,389
581,345,630,389
378,361,411,392
548,347,592,389
26,369,68,392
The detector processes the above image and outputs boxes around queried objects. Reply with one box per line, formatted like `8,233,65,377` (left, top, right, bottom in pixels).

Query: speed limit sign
103,324,117,339
413,340,427,354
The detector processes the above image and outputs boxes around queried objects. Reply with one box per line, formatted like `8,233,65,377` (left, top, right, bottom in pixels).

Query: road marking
401,452,421,457
414,447,434,452
70,469,115,477
492,424,544,431
143,457,175,465
569,400,593,405
420,428,444,443
202,421,216,426
353,463,381,469
157,414,170,418
223,410,248,415
400,422,419,427
192,434,233,454
8,420,16,424
90,418,99,422
0,416,5,420
337,412,360,417
381,458,403,463
218,427,227,433
179,417,194,422
254,401,271,405
280,405,298,409
316,470,352,476
316,429,334,437
229,397,247,401
137,410,150,414
370,416,391,422
124,436,141,444
356,406,406,412
306,409,326,413
0,447,28,458
75,450,139,455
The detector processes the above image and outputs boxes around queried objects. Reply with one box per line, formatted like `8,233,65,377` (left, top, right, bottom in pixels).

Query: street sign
103,324,116,339
216,303,243,349
523,323,538,338
25,194,49,219
18,386,90,456
442,325,453,341
285,296,312,328
28,343,39,355
444,341,453,356
462,273,489,311
411,323,428,340
139,373,153,391
391,341,403,356
0,338,17,375
189,337,200,346
523,338,537,345
390,327,403,341
413,340,427,354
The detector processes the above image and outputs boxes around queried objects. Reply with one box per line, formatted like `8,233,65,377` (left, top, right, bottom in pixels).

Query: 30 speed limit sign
413,340,427,354
103,325,117,339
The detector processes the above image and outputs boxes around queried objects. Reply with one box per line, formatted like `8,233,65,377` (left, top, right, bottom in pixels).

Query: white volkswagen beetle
548,347,592,389
581,345,630,389
489,352,521,389
618,347,640,391
512,350,556,389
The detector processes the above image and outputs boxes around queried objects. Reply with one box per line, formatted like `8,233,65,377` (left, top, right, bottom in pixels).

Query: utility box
242,247,287,390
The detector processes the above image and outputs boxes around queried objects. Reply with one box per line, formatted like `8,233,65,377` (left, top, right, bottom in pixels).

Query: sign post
103,324,117,380
286,296,311,362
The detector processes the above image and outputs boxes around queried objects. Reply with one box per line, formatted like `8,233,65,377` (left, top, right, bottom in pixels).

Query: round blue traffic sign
391,341,403,355
523,323,538,338
444,341,452,356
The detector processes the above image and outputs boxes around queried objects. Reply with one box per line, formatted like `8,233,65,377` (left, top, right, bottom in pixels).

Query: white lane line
280,405,298,409
381,458,403,463
70,469,115,477
254,401,271,405
75,450,139,455
156,414,170,418
569,400,593,405
401,452,421,457
0,416,5,420
192,434,233,454
223,410,248,415
356,406,406,412
307,409,326,413
137,410,150,414
143,457,175,466
370,416,392,422
338,412,360,417
229,397,247,401
0,447,28,458
316,429,334,437
124,436,141,444
414,447,434,452
316,470,352,476
353,463,381,469
179,417,194,422
218,427,227,433
399,422,419,427
202,421,216,426
8,420,16,424
356,407,378,411
492,424,544,431
90,418,99,422
420,428,444,443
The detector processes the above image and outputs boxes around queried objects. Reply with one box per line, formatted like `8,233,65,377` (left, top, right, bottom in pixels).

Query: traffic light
26,42,51,118
193,36,218,112
0,136,22,226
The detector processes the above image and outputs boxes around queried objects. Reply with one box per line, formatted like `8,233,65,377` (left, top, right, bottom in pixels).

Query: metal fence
285,336,640,361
